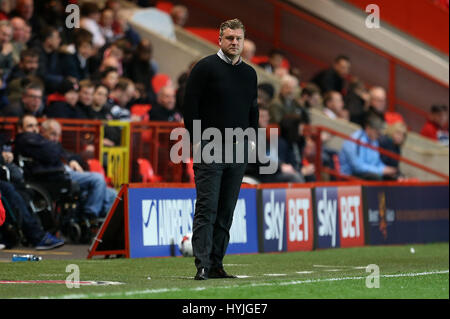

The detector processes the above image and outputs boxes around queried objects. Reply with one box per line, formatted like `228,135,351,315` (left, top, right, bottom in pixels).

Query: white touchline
35,270,449,299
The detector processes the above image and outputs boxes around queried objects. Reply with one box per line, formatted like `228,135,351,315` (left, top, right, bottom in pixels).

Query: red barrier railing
307,125,449,182
179,0,449,132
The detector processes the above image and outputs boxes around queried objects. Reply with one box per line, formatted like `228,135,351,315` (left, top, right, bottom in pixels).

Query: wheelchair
16,156,96,244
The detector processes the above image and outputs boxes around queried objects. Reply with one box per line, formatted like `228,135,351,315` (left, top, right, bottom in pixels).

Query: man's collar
217,49,242,65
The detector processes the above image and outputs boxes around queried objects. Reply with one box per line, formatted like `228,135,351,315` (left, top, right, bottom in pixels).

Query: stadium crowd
0,0,448,250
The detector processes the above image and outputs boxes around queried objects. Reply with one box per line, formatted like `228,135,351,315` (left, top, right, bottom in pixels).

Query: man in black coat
183,19,258,280
311,55,351,95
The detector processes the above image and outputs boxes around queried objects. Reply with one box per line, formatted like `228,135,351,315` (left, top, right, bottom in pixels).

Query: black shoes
208,267,237,279
194,267,208,280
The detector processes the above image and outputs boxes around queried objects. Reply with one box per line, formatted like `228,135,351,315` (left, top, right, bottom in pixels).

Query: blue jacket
339,129,385,176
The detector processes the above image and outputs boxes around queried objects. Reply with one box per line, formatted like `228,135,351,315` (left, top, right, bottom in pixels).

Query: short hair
79,79,95,90
301,83,321,97
23,81,43,93
74,28,93,48
219,18,245,37
41,118,61,133
39,25,58,42
334,54,350,63
81,2,100,17
20,48,39,61
17,114,37,130
430,104,448,114
323,91,340,106
363,113,384,131
100,66,118,79
114,78,133,92
269,48,285,58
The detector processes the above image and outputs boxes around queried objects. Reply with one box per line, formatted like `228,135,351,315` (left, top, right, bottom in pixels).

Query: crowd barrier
87,181,449,259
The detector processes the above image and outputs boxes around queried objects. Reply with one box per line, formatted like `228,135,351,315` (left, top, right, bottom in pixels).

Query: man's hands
383,166,398,178
69,160,84,172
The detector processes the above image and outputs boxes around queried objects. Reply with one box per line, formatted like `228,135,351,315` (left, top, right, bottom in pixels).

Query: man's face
21,115,39,134
334,59,351,78
18,0,34,21
258,109,270,128
0,25,12,44
20,56,39,74
47,30,61,50
22,89,42,114
93,86,108,107
65,90,79,107
157,87,176,111
219,28,244,59
366,126,380,141
370,88,387,113
79,87,94,106
11,18,26,42
102,71,119,90
269,54,284,69
78,42,93,59
328,92,344,113
432,111,448,128
41,124,61,143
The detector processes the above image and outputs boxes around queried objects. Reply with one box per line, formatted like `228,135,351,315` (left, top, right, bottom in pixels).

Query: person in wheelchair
1,138,64,250
14,115,116,222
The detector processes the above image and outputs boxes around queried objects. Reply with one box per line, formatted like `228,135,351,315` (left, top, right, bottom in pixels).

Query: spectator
6,48,40,103
103,38,130,76
124,39,156,105
109,77,137,120
311,55,351,95
149,85,182,122
420,104,449,146
170,5,189,27
14,115,117,219
0,0,11,20
258,49,285,74
10,16,28,64
269,74,309,124
76,79,95,117
80,2,105,50
339,114,398,180
379,121,408,177
297,84,322,110
0,180,65,249
257,82,275,108
9,0,40,42
36,25,64,93
100,8,116,44
278,114,315,182
114,10,141,48
366,86,387,124
45,78,85,119
100,66,120,91
0,81,44,117
344,78,370,126
0,20,14,78
322,90,348,121
241,39,256,62
61,29,95,81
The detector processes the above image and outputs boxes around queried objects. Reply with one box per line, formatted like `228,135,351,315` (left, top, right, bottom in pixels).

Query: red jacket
420,120,449,145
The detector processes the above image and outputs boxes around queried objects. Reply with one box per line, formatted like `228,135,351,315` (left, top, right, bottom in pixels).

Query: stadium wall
87,182,449,259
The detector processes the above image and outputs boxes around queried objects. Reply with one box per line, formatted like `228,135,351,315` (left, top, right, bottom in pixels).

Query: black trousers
192,140,248,270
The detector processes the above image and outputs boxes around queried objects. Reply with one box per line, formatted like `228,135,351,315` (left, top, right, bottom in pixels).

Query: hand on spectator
383,166,397,177
1,151,13,164
281,163,296,174
1,42,12,56
69,160,84,172
103,138,116,147
301,164,315,176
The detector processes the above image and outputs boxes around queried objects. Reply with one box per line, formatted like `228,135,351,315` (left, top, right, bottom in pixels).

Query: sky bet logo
263,190,286,252
315,187,365,249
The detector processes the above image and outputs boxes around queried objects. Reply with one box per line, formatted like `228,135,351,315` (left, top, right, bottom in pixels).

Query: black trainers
208,267,237,279
194,267,208,280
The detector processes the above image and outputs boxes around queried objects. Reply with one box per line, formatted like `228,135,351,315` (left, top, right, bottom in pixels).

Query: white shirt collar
217,49,242,65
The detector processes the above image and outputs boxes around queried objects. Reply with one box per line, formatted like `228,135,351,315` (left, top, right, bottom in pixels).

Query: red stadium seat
87,159,113,186
46,92,66,106
152,73,172,94
130,104,151,121
156,1,174,13
137,158,162,183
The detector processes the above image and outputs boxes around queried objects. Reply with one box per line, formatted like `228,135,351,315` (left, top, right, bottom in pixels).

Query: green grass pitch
0,243,448,299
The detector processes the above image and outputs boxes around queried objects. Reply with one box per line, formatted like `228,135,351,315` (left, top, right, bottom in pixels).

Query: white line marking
296,271,314,274
264,274,287,277
236,275,252,279
35,270,449,299
324,269,342,272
